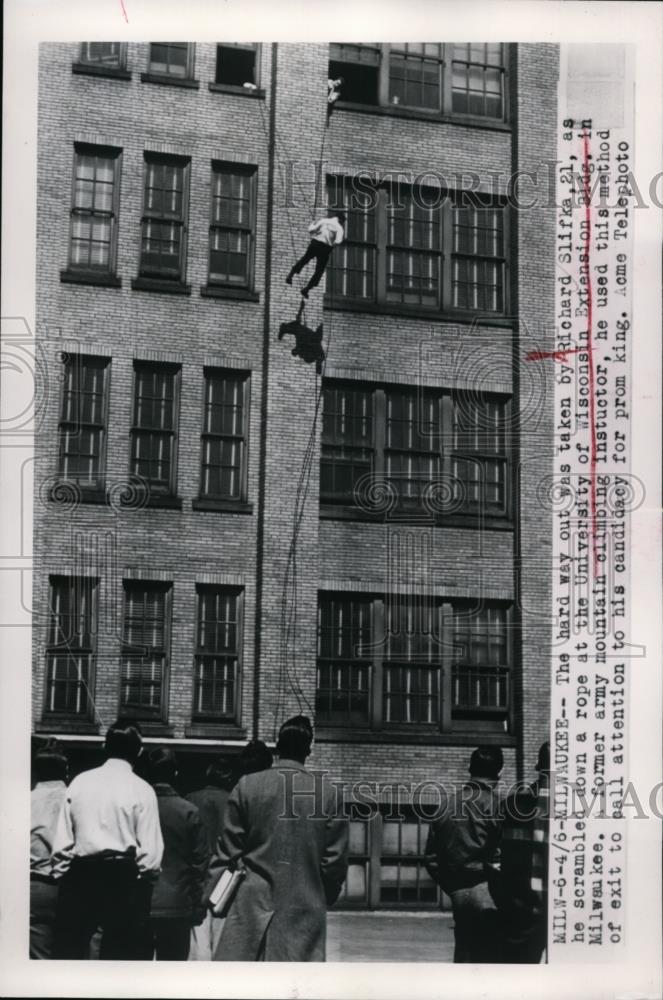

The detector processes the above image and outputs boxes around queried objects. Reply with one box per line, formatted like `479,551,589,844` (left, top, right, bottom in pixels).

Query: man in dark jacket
210,716,348,962
425,746,504,963
145,749,210,961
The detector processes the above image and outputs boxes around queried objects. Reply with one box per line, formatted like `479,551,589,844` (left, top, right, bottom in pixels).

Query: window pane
201,371,247,500
321,384,373,503
59,356,108,486
150,42,190,77
452,606,509,715
130,365,178,492
120,584,170,715
70,150,117,271
80,42,123,67
140,158,187,279
316,596,372,726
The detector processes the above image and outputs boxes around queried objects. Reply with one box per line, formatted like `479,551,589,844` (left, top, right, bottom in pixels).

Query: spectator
425,746,504,963
236,739,273,780
144,749,209,961
186,758,234,961
494,741,551,963
52,719,163,960
30,746,68,958
210,715,348,961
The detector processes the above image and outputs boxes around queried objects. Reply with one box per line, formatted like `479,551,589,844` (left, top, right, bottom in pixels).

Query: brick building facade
33,41,559,910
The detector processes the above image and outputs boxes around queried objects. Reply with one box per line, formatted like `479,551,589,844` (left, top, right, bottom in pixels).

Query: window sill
142,494,183,510
192,498,253,514
132,277,191,295
49,484,107,506
72,63,131,81
323,297,513,328
201,285,260,303
60,269,121,289
333,101,511,132
319,505,513,531
36,719,100,735
140,72,200,89
125,721,175,737
208,83,266,99
315,728,516,747
185,723,247,740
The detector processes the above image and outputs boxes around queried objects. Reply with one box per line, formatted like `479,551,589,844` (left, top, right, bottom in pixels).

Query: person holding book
209,715,348,961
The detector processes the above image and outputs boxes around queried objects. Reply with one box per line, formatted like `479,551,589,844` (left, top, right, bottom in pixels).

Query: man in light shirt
285,210,345,298
30,745,68,958
52,719,164,960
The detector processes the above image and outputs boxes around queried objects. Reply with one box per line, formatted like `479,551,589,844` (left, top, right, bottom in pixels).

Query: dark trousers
288,240,333,291
145,918,191,961
30,876,59,959
449,882,501,963
500,914,546,963
54,856,152,960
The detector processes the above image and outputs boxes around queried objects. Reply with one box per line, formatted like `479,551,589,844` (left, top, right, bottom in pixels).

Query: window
148,42,195,80
329,44,381,105
67,146,121,275
120,581,171,718
139,154,190,282
451,393,509,515
336,809,442,910
44,576,98,718
215,43,259,87
329,42,507,121
78,42,127,70
199,369,250,502
192,587,242,721
451,44,505,119
452,604,510,726
316,593,512,733
327,178,508,316
388,44,443,111
130,362,180,496
58,354,110,492
208,164,257,288
321,381,510,519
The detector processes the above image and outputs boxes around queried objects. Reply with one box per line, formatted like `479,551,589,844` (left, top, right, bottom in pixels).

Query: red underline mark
581,129,600,579
525,348,584,363
120,0,129,22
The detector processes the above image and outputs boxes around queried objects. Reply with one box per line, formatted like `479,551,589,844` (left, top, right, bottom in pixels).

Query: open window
329,43,380,106
215,43,259,88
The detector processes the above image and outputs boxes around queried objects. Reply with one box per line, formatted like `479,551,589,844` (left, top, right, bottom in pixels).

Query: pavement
326,911,455,963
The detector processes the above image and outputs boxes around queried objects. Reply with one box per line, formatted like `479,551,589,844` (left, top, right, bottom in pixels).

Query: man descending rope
285,210,345,299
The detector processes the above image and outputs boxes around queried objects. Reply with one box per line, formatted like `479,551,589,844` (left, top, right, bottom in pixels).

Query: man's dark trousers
54,855,152,960
288,241,333,292
145,919,191,961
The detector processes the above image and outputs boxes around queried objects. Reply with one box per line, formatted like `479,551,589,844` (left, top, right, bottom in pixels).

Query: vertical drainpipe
253,43,278,739
510,43,524,783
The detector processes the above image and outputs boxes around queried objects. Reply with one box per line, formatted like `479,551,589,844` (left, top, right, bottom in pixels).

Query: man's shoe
285,274,293,285
301,288,309,299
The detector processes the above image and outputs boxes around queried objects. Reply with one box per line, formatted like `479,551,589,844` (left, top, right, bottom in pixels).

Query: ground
327,912,454,963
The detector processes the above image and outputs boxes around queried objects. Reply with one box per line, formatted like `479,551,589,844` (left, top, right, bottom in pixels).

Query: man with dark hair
493,741,551,963
425,745,505,963
237,739,274,778
210,715,348,961
143,749,209,961
186,757,235,961
52,719,163,960
30,746,68,958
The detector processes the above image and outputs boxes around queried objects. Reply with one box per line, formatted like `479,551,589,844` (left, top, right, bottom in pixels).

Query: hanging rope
257,86,337,737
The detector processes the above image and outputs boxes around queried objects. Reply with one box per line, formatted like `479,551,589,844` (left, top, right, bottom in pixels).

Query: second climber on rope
285,210,346,299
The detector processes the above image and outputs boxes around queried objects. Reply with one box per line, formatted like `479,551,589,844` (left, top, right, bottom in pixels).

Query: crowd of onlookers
30,717,549,964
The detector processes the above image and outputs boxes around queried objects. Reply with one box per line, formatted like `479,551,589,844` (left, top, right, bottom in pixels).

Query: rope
257,81,336,738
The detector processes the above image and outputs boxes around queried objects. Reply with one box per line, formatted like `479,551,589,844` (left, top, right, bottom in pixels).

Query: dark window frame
66,144,122,278
329,42,509,125
316,592,514,735
198,368,251,504
208,162,258,291
214,42,261,88
77,42,128,70
129,361,182,498
57,353,111,494
320,380,512,522
138,153,191,284
326,178,510,318
43,575,99,721
119,580,173,721
191,585,243,724
146,42,196,81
